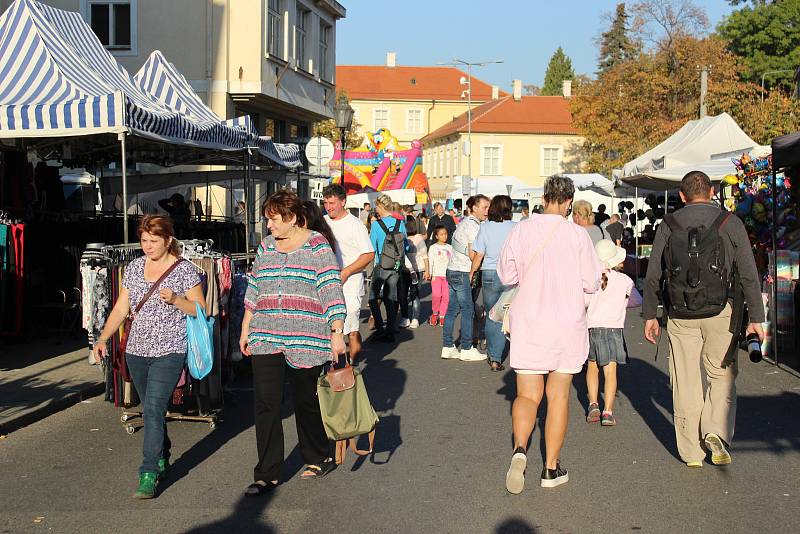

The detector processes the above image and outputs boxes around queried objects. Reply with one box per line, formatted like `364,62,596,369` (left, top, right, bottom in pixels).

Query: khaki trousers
667,304,738,463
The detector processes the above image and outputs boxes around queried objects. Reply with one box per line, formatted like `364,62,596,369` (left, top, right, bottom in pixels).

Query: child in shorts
585,239,642,426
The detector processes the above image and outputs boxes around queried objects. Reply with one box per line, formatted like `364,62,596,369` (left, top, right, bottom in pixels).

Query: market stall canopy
614,113,759,191
134,50,300,168
772,131,800,169
564,173,615,195
0,0,285,160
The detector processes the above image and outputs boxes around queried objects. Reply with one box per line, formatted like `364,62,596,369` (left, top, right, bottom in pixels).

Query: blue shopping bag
187,301,215,380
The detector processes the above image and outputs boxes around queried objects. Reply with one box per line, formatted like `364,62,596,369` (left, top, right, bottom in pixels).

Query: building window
406,109,422,134
373,108,390,130
295,6,309,70
439,147,445,177
267,0,283,58
452,143,459,175
86,0,133,51
481,145,502,176
541,146,562,176
319,22,331,80
445,145,451,177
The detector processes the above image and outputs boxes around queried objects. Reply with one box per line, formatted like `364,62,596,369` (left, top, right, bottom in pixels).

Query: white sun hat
595,239,627,269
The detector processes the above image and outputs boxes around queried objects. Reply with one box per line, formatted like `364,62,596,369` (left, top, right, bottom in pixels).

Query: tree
718,0,800,92
312,91,364,148
598,3,636,74
541,47,576,96
570,34,800,173
523,84,541,96
630,0,709,73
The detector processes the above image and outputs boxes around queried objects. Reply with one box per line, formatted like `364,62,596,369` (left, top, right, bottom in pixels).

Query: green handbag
317,364,379,443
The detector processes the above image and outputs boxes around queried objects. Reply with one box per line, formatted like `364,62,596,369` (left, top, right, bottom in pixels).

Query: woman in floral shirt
94,216,204,499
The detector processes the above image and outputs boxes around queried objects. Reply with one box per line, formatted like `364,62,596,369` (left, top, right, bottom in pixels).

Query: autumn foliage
570,34,800,173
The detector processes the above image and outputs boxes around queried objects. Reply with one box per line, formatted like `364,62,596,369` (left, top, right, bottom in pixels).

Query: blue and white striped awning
0,0,294,161
135,51,301,168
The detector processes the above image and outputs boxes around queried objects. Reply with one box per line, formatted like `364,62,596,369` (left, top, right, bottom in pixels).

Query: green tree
598,3,636,74
541,47,576,96
718,0,800,92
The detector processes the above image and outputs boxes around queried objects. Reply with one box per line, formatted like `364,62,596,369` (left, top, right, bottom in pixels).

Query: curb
0,382,105,436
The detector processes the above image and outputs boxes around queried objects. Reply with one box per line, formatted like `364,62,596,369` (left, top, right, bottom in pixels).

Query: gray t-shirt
583,224,606,246
123,256,202,357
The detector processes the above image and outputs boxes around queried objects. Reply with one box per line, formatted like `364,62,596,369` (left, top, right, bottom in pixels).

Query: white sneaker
459,347,486,362
409,319,419,329
399,318,411,328
440,346,460,359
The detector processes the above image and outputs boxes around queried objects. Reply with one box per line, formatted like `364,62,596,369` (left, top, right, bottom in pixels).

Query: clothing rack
83,240,232,433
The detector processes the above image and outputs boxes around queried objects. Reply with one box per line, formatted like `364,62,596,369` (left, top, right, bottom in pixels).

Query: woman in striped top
240,190,346,496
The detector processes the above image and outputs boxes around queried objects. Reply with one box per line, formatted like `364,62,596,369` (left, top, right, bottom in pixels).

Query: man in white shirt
323,185,375,363
441,194,489,362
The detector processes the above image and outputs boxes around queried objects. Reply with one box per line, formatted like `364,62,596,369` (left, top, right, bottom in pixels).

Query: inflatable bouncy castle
329,129,430,204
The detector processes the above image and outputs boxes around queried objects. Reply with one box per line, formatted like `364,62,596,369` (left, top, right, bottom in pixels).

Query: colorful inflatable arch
329,129,429,204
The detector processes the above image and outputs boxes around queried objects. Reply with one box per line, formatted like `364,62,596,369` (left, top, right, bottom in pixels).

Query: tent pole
771,167,779,364
120,132,129,244
244,151,251,263
664,190,668,214
634,187,639,283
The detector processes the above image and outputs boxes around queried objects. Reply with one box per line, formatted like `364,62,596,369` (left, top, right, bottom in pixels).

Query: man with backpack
368,194,408,343
643,171,764,469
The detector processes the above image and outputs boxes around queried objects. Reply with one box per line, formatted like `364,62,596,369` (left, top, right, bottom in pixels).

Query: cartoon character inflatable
329,129,429,204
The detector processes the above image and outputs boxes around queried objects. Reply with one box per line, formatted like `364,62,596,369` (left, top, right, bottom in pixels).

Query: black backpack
377,219,405,271
663,211,732,319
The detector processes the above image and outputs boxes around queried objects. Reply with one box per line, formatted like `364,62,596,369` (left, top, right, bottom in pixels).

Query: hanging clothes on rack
0,212,25,337
85,240,231,430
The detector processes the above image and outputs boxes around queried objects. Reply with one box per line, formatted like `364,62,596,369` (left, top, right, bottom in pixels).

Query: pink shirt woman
498,213,603,372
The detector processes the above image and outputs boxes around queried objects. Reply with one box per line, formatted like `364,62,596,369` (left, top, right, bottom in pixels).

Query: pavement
1,300,799,533
0,337,104,435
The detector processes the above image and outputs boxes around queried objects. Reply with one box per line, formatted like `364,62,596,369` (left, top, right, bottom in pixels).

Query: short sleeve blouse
122,256,202,357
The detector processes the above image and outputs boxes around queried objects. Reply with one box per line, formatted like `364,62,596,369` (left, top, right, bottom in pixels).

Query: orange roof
422,96,577,141
336,65,506,101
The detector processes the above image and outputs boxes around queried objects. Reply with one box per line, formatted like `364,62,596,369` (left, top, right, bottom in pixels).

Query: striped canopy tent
134,50,301,168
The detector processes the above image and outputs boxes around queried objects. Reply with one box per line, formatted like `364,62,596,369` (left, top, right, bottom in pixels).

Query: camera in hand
746,333,762,363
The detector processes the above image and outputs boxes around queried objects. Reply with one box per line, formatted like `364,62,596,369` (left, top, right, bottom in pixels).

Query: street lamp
437,58,503,198
334,94,354,193
760,69,795,102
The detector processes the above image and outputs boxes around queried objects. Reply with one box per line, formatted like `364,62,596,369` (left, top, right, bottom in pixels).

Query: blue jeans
482,270,509,363
369,266,400,330
126,352,185,475
443,269,474,350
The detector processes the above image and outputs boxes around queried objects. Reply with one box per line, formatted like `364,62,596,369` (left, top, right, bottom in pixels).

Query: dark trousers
126,352,185,475
369,266,400,330
251,354,329,483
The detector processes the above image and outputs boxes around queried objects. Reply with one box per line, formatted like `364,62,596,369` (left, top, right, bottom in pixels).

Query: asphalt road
1,307,799,534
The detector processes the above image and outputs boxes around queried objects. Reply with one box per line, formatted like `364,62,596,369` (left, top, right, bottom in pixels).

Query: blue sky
337,0,736,90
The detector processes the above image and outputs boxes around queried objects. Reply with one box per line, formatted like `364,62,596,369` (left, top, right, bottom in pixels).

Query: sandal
489,361,505,372
244,480,279,497
300,458,337,479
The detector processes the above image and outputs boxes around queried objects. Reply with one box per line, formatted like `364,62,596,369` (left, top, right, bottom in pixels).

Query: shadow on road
183,492,277,533
734,391,800,454
496,517,540,533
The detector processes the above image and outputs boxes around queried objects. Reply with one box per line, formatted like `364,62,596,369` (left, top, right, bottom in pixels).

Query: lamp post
437,58,503,199
760,69,795,102
334,94,354,196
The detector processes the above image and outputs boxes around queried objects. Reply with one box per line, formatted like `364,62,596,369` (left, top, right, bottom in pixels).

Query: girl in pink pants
426,226,453,326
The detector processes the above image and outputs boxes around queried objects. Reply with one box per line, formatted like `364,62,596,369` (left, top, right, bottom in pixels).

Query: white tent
345,189,417,209
615,113,759,190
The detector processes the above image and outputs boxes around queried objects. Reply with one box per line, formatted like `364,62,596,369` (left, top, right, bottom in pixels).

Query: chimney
491,85,499,99
562,80,572,99
512,79,522,101
386,52,397,68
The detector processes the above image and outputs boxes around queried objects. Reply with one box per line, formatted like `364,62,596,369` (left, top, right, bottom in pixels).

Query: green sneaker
157,458,170,481
704,433,732,466
133,472,158,499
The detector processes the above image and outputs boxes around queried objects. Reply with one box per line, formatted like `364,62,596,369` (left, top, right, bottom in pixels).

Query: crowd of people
94,171,764,500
